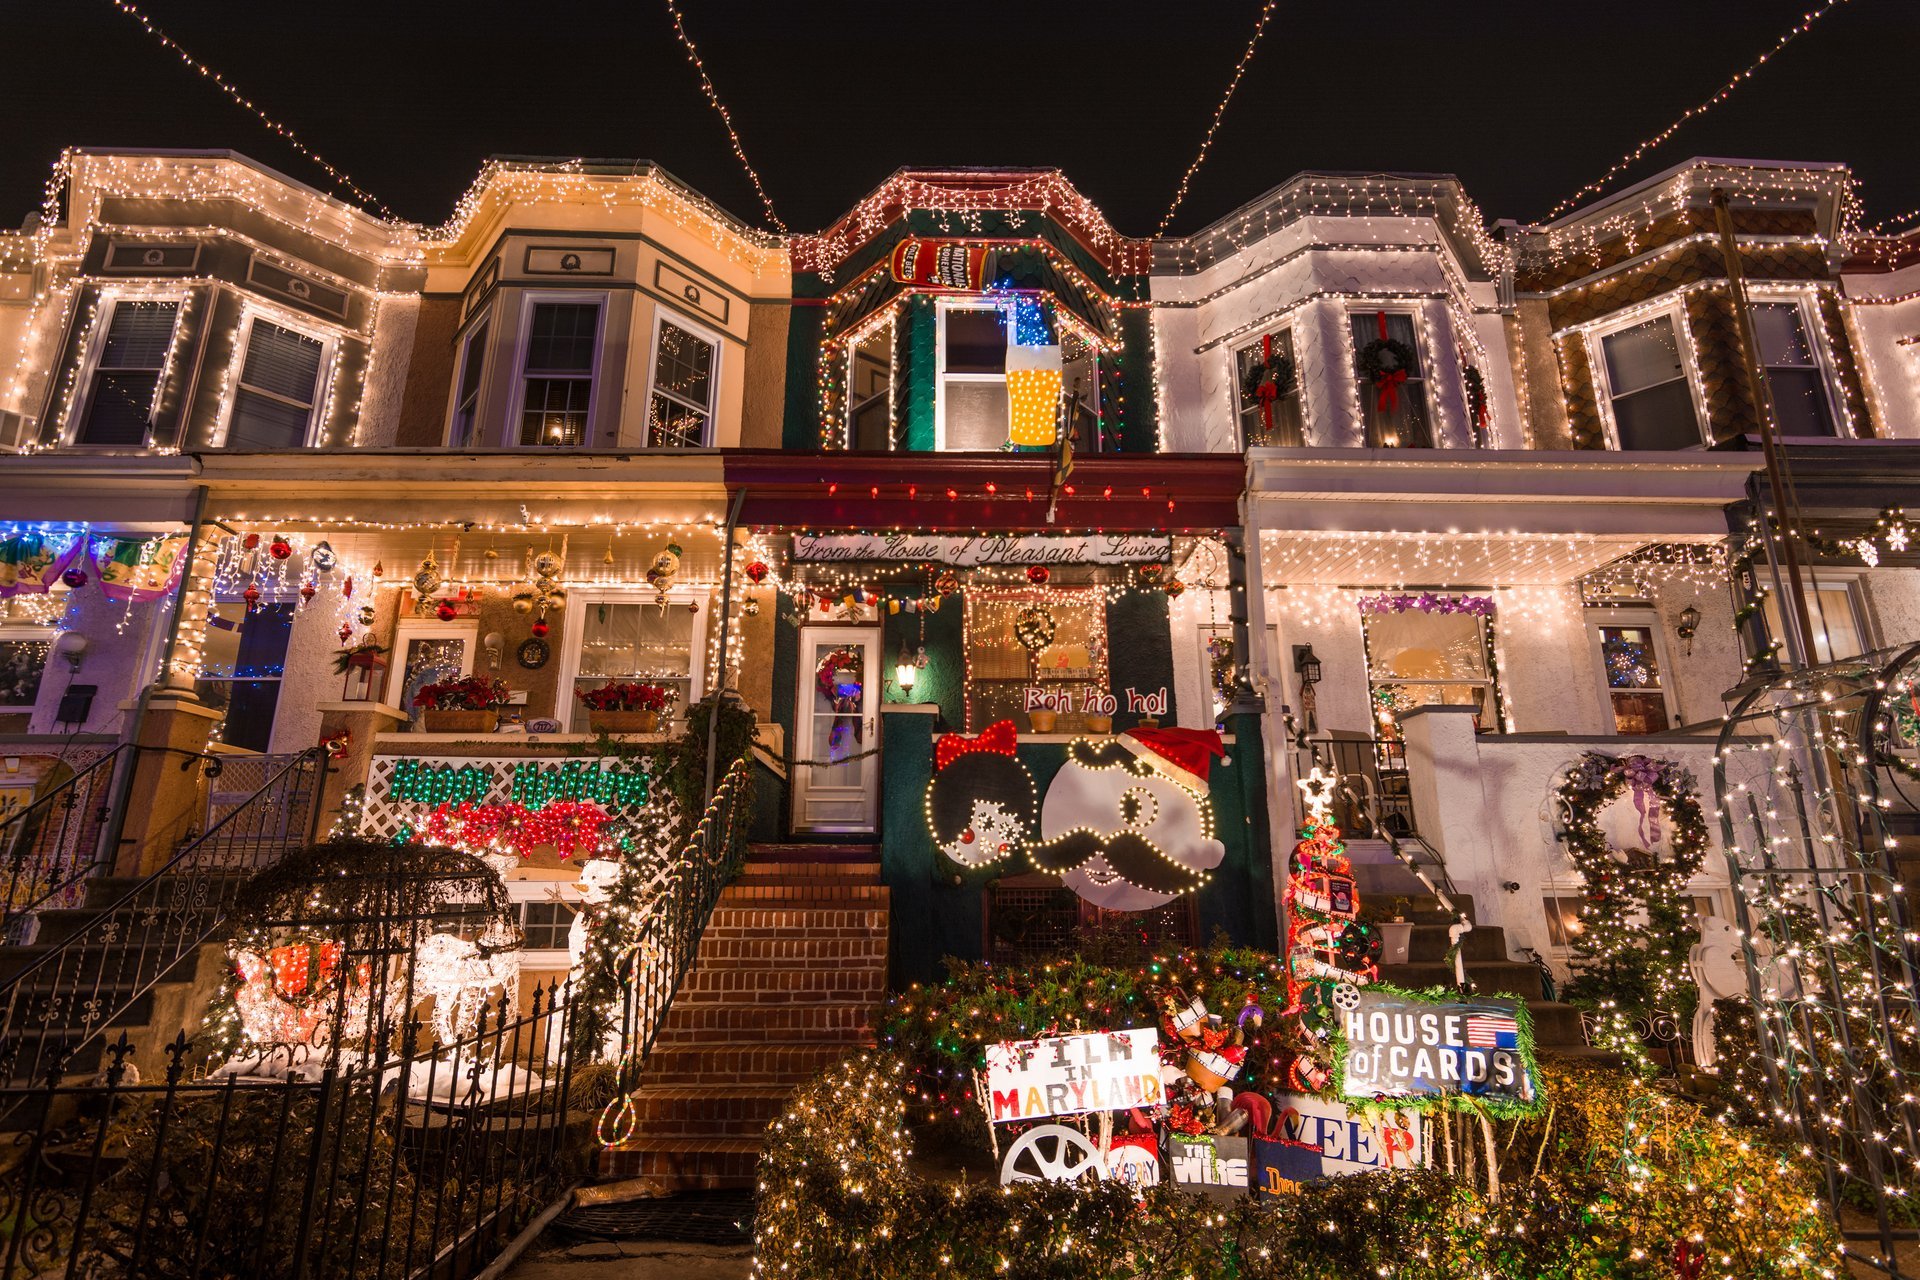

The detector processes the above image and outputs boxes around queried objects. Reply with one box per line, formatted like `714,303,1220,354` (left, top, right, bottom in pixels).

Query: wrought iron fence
0,749,323,1092
1714,643,1920,1279
0,745,127,942
1301,735,1416,837
0,978,585,1280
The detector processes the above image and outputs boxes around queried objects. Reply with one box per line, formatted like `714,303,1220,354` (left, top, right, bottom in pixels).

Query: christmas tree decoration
925,720,1035,871
413,552,442,595
241,584,261,612
744,559,769,584
299,581,316,604
435,600,458,621
644,542,682,603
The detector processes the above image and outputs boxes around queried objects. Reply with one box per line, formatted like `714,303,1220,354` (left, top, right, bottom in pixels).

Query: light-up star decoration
1296,765,1338,821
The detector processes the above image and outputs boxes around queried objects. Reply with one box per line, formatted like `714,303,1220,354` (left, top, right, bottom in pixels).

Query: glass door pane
808,640,867,784
398,637,468,730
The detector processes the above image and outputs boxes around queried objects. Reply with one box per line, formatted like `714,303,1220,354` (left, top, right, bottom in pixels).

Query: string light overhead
1157,0,1279,235
105,0,391,216
659,0,786,233
1540,0,1854,221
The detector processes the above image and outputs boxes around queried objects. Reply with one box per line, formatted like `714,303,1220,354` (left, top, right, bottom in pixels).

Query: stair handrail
1324,766,1476,994
0,744,131,934
0,747,323,1084
597,753,754,1145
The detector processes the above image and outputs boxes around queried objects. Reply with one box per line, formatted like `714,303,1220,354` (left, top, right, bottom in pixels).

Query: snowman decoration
1031,728,1228,911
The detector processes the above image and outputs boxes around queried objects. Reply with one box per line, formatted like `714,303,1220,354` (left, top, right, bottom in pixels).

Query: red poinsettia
412,675,510,711
575,680,674,713
1168,1104,1204,1136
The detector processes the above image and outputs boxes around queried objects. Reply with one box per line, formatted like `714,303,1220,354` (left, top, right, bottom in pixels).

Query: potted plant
413,675,511,734
576,680,674,733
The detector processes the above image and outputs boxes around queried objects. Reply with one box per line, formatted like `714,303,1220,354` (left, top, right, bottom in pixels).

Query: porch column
1396,705,1514,944
312,701,411,839
113,689,222,877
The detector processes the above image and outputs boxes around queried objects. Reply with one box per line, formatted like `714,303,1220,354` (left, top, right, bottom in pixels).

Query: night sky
10,1,1918,237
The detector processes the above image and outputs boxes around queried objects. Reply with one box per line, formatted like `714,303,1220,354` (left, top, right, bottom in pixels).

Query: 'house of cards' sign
1338,989,1537,1109
794,533,1171,566
984,1027,1163,1122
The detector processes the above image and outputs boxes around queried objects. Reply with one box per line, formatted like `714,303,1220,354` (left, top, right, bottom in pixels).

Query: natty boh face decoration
926,720,1036,871
1031,728,1228,911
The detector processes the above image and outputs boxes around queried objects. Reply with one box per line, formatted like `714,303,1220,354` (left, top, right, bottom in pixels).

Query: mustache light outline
1028,828,1209,896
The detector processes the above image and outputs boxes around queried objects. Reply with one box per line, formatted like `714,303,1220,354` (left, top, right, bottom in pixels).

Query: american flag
1465,1014,1520,1050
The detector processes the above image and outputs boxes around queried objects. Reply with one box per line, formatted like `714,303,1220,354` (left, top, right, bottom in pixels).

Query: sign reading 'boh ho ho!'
984,1027,1163,1122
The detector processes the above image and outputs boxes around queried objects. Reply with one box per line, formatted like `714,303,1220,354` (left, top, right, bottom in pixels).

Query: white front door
793,626,879,832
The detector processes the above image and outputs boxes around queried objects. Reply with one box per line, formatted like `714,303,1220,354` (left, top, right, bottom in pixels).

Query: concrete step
1525,1001,1589,1048
1377,960,1545,1003
595,1136,761,1189
747,843,878,861
654,1002,873,1044
0,939,209,988
644,1042,851,1088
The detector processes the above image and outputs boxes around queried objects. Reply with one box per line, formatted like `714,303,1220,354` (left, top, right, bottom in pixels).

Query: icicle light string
1157,0,1279,235
106,0,390,216
659,0,786,233
1541,0,1853,221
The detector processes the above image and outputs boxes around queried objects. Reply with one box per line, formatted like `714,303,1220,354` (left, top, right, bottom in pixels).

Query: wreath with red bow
816,647,863,705
1357,313,1418,413
1240,333,1296,440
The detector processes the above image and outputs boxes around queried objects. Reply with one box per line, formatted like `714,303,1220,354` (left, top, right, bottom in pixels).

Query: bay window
76,299,180,446
448,318,489,447
1596,313,1704,450
1350,311,1430,448
1233,327,1303,448
518,299,601,446
1750,301,1835,437
646,315,718,448
224,317,327,448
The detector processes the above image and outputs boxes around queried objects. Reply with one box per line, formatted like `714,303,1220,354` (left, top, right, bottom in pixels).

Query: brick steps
598,842,887,1189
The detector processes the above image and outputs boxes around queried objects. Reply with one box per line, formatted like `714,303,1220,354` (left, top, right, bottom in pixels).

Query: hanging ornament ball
530,620,550,639
309,540,337,573
414,555,442,596
743,598,760,617
357,604,376,626
935,570,960,596
338,622,354,644
745,560,769,584
483,546,499,560
1140,563,1164,582
299,582,316,604
61,567,88,590
685,601,699,615
1165,578,1186,598
535,575,558,595
511,596,533,615
533,551,562,578
436,601,458,622
242,533,261,551
268,536,293,561
242,584,262,610
371,560,384,578
1026,565,1051,585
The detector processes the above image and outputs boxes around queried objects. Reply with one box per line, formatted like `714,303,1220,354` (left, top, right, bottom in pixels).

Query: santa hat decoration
1118,727,1227,793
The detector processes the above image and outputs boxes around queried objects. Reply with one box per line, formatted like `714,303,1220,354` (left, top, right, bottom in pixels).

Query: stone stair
598,843,889,1189
1375,897,1594,1052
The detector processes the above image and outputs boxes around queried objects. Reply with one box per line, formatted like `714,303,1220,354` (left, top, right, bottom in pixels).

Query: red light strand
1542,0,1853,221
1157,0,1280,235
106,0,391,216
659,0,787,232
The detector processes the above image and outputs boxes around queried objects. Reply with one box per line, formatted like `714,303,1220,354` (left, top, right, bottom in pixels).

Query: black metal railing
0,745,127,943
0,748,322,1091
0,978,583,1280
1302,735,1416,837
598,755,754,1143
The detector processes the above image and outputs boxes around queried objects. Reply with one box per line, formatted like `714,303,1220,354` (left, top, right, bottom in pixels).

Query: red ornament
530,620,549,638
436,601,458,622
242,584,261,611
268,536,292,561
342,576,354,598
686,600,700,614
1026,565,1050,585
338,623,354,643
1165,578,1186,598
242,533,260,551
299,582,316,604
745,560,769,584
61,568,88,590
1139,563,1164,582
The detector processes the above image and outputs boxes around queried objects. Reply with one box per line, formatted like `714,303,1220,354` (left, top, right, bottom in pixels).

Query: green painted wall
880,588,963,727
1105,590,1176,731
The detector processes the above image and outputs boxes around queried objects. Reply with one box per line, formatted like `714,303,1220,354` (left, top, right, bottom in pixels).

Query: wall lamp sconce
1292,644,1322,734
1675,604,1701,656
483,631,505,670
895,642,927,696
53,631,88,675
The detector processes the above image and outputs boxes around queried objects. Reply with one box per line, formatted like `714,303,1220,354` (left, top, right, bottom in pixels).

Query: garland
1358,312,1418,412
1556,752,1709,1035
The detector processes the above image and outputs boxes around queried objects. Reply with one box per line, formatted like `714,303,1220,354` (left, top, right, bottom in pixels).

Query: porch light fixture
1292,644,1322,685
1675,604,1701,656
895,642,926,696
52,631,88,675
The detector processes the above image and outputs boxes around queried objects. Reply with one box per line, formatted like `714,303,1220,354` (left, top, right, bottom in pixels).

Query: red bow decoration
936,719,1018,771
1254,333,1279,431
1372,311,1407,412
1672,1241,1706,1280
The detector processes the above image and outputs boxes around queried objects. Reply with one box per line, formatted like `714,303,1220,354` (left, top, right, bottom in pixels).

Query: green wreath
1358,337,1418,385
1241,350,1296,407
1013,606,1057,652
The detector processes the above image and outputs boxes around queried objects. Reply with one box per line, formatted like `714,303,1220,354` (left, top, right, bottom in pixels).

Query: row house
0,149,1914,1038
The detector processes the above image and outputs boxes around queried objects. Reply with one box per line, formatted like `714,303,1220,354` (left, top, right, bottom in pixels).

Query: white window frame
1228,326,1306,449
1585,608,1681,736
1747,291,1846,440
844,315,897,450
1344,305,1436,449
509,290,607,449
642,307,723,448
385,620,479,716
0,626,54,713
934,296,1015,452
444,308,493,448
67,291,191,446
215,308,338,448
502,881,583,969
1585,303,1711,450
553,586,710,734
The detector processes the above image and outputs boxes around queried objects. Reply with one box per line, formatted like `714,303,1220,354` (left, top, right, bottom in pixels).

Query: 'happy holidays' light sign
794,533,1171,566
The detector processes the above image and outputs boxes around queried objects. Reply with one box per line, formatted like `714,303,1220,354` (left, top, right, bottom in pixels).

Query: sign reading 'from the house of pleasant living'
983,1027,1163,1122
793,533,1172,566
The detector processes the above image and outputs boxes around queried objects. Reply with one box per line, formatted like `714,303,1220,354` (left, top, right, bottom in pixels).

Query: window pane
1611,381,1701,451
653,321,713,409
1235,329,1302,447
227,391,313,449
1760,586,1864,664
1350,313,1428,448
1751,303,1814,367
943,381,1008,450
1366,612,1488,681
1767,367,1833,436
0,638,49,709
849,325,894,450
1601,317,1684,396
78,372,159,445
569,601,695,731
521,900,578,951
239,322,323,405
1544,897,1584,949
195,602,293,753
1608,690,1671,735
99,301,179,371
647,393,707,448
808,640,865,780
520,377,592,446
525,303,598,373
964,589,1107,732
452,322,489,447
945,309,1007,374
1599,626,1662,690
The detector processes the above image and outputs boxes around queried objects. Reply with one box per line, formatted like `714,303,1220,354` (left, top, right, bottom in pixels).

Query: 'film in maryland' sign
1337,988,1538,1108
984,1027,1162,1122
